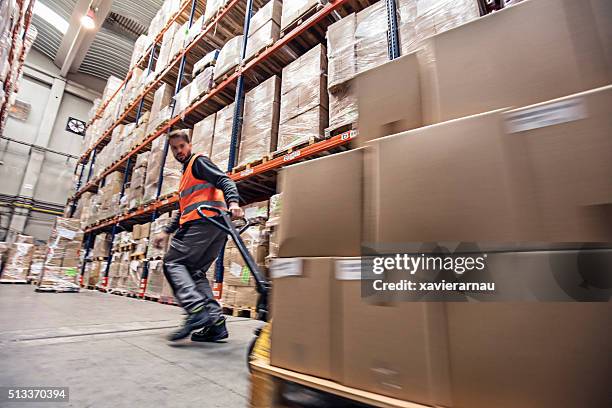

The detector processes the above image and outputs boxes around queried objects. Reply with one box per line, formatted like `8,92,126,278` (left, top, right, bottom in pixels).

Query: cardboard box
250,0,282,34
192,113,216,157
328,81,358,131
327,13,356,89
214,36,243,81
140,222,151,239
446,302,612,408
277,105,328,150
502,85,612,242
363,110,536,245
211,103,234,171
419,0,612,124
279,79,328,123
281,44,327,96
277,149,362,257
355,52,422,146
354,1,389,75
335,259,451,406
246,17,280,62
270,257,338,380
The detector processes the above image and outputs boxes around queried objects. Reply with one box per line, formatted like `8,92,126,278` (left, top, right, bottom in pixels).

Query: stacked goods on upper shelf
37,218,83,291
245,0,282,62
238,76,281,166
214,36,243,81
75,192,93,228
147,83,173,135
149,0,182,42
82,76,123,154
125,152,150,210
278,44,328,150
354,1,389,75
280,0,321,31
211,102,235,171
130,35,153,68
92,233,112,259
94,171,124,220
146,212,176,259
203,0,225,24
0,235,34,282
83,260,107,287
192,113,216,156
160,148,183,197
156,23,180,76
190,50,218,103
221,200,270,309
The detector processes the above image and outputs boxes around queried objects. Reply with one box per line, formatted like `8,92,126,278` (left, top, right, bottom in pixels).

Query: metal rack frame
74,0,400,294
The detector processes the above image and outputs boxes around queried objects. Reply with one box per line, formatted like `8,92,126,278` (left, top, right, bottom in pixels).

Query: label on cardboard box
335,259,362,280
270,258,303,278
230,262,242,278
56,227,77,240
505,97,586,133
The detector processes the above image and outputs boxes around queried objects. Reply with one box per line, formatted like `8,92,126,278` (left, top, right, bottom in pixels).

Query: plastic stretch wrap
130,35,152,67
278,106,328,150
38,218,83,290
186,16,203,46
125,259,143,293
239,76,280,166
143,136,166,202
146,213,174,259
328,81,358,131
355,1,390,75
397,0,480,56
223,226,268,287
243,200,270,224
327,13,356,88
204,0,227,23
1,242,34,281
156,22,179,74
160,149,183,197
251,0,282,34
173,83,192,117
147,83,173,135
170,22,189,60
193,50,219,77
214,36,243,81
145,260,164,298
211,103,234,171
92,233,111,258
246,19,280,62
190,67,214,102
192,114,216,156
39,267,80,290
280,0,321,30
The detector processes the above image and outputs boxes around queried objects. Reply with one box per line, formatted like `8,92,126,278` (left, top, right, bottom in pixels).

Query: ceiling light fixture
80,8,97,30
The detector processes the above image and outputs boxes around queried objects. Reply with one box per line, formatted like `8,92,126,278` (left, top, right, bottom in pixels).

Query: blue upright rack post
79,232,93,286
214,0,255,292
386,0,401,59
86,149,97,183
69,163,86,217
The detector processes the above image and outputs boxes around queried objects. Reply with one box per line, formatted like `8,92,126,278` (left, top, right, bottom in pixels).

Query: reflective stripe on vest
178,154,227,225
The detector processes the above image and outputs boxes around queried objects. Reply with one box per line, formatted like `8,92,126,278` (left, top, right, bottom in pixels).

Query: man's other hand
228,202,244,220
153,231,169,249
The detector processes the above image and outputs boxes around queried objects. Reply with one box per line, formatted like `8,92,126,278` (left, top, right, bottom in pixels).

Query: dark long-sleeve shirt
163,153,239,234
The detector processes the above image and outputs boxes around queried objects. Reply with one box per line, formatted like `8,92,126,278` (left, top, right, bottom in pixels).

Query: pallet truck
196,205,272,364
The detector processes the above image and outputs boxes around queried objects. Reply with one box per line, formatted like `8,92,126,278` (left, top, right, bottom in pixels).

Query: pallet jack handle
196,205,271,322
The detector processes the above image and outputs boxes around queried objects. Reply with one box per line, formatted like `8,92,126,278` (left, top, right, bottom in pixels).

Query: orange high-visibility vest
178,153,227,225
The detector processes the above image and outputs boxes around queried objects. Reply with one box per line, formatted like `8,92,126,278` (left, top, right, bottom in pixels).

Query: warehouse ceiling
31,0,164,81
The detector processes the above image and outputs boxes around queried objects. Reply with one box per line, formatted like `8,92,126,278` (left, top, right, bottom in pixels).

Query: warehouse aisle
0,285,262,407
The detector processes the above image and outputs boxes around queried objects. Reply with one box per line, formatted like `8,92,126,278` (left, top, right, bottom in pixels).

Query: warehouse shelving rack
0,0,35,135
71,0,401,294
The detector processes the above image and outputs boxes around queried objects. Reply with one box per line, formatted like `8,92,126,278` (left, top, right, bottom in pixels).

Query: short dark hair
167,129,190,143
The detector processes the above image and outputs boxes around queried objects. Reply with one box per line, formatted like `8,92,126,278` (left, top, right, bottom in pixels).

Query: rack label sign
270,258,303,278
283,150,301,162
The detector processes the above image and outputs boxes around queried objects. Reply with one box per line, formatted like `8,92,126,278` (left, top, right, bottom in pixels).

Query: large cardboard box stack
203,0,225,24
127,152,149,209
1,235,34,282
160,148,183,197
27,244,47,281
245,0,282,62
417,0,612,125
354,1,389,75
146,212,175,259
214,36,243,82
143,136,166,202
38,218,83,291
155,22,180,75
278,45,328,150
238,76,280,166
211,102,234,171
191,113,216,156
92,233,111,259
125,259,143,294
84,260,106,287
147,83,173,135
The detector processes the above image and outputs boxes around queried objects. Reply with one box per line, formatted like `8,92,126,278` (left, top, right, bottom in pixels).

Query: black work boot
191,316,228,342
167,308,211,341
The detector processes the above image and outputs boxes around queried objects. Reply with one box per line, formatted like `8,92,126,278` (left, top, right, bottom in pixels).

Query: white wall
1,51,97,241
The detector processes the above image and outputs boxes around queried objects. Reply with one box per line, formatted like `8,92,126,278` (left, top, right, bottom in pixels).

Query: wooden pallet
270,137,319,160
143,294,160,302
223,305,257,319
231,155,271,175
249,360,431,408
279,2,324,38
213,65,240,84
0,279,29,284
130,252,146,260
93,257,108,261
325,121,358,138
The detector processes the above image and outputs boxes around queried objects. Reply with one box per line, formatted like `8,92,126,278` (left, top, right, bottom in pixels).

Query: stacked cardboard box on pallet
27,244,47,282
0,235,34,282
280,0,321,31
270,1,612,406
211,102,234,171
238,76,280,166
245,0,282,62
278,44,328,150
192,113,216,156
38,218,83,291
214,36,243,82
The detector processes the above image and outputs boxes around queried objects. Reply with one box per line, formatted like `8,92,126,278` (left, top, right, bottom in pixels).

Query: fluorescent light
33,1,69,34
80,9,96,30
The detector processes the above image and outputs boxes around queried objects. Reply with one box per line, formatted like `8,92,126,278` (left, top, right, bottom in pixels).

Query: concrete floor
0,284,263,408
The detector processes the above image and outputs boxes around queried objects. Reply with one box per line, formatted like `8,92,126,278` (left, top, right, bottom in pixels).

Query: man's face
169,137,192,163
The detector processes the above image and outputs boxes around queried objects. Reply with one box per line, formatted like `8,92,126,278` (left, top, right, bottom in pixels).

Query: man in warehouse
153,129,243,342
